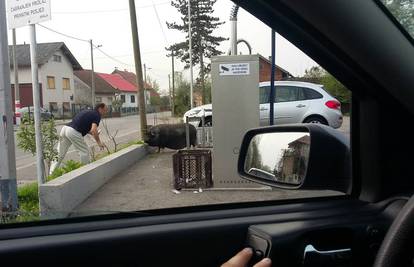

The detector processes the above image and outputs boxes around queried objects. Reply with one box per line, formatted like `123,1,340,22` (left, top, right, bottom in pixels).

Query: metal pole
12,29,21,125
143,63,147,106
230,5,239,55
185,116,190,149
171,50,175,116
201,110,205,148
30,24,46,186
269,30,276,126
129,0,148,139
90,39,96,107
0,1,18,212
230,20,237,55
188,0,194,109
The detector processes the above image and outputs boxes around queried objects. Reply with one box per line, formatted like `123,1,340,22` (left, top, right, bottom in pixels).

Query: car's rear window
303,88,323,100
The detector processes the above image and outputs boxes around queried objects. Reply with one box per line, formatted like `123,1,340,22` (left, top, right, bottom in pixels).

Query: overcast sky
7,0,318,94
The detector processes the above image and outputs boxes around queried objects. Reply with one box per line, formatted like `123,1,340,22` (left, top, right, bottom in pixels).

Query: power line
151,0,168,44
38,23,134,68
54,1,170,15
94,45,134,67
37,23,89,43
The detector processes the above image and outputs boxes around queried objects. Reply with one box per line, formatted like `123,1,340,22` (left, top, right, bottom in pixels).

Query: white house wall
121,92,138,108
10,50,76,110
39,50,75,109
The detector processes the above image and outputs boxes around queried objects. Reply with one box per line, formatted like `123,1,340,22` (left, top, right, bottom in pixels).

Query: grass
93,140,145,161
2,160,84,224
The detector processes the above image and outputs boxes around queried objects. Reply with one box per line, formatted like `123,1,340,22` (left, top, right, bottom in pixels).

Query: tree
321,73,351,104
17,114,59,175
174,78,191,116
302,66,351,105
166,0,227,105
381,0,414,36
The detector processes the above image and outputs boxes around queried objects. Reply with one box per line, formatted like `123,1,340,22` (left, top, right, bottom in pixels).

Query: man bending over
50,103,107,174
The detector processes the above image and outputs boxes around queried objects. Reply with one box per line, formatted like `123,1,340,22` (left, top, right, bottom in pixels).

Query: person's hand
221,248,272,267
98,142,105,151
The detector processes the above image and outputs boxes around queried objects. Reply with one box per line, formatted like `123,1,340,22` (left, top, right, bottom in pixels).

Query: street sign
219,63,250,76
6,0,51,29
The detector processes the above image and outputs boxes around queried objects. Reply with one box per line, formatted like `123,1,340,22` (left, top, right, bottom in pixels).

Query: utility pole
30,24,46,185
188,0,194,109
200,39,205,105
143,63,147,105
168,74,171,111
90,39,96,107
12,29,21,125
171,50,175,116
0,0,18,211
269,30,276,126
129,0,147,139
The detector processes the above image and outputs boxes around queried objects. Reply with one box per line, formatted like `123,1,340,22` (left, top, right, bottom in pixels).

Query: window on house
96,97,102,103
53,55,62,62
130,95,135,103
62,78,71,90
107,97,113,103
120,95,126,103
49,102,58,112
47,76,55,89
62,102,71,112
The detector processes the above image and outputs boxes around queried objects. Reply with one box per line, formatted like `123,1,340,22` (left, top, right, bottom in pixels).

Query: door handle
296,104,306,108
260,108,267,111
303,244,351,266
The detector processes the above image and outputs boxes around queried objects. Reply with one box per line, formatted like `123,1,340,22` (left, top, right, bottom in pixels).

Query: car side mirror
238,124,351,193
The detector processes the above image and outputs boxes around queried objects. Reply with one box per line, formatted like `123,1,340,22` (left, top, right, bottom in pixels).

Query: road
15,112,176,186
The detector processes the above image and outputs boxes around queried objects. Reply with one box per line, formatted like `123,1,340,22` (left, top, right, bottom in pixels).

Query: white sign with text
219,63,250,76
6,0,51,29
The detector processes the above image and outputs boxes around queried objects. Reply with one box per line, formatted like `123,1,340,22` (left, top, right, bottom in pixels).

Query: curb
39,144,148,218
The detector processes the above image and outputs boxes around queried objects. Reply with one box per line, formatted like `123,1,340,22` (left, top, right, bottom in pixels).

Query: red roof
97,73,137,92
112,69,152,91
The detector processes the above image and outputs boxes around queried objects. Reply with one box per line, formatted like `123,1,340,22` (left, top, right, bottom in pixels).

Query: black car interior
0,1,413,266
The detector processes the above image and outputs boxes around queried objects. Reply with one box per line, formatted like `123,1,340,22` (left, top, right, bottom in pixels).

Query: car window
259,86,270,104
297,87,306,100
303,88,323,100
275,86,299,102
1,0,352,225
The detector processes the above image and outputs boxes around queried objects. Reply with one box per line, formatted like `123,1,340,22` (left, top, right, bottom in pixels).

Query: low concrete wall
39,144,148,218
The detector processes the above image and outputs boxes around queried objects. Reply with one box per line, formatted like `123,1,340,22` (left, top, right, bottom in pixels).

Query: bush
47,160,83,181
16,114,59,175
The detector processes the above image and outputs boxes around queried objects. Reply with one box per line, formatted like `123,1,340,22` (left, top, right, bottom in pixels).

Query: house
112,69,160,105
74,70,118,107
9,42,82,115
97,73,138,108
258,54,294,82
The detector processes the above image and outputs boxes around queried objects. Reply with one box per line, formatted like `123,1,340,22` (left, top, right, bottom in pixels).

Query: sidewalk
74,150,340,213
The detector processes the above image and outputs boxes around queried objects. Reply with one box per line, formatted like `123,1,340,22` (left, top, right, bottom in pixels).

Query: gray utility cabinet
211,55,262,188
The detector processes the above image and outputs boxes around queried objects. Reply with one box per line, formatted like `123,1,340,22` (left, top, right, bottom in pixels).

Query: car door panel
0,197,405,266
275,86,308,124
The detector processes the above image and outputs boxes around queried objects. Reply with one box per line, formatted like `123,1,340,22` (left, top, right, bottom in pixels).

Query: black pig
144,123,197,152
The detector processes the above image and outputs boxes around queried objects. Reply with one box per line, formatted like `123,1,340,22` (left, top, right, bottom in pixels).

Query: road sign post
29,23,46,185
4,0,52,213
0,0,18,212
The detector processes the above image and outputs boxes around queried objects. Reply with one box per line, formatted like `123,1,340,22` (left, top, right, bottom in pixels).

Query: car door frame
0,0,413,265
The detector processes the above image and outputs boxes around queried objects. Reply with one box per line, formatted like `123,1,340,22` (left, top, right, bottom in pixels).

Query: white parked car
183,81,343,129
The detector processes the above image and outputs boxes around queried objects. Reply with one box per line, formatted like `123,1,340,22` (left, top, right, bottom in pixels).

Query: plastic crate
173,149,213,189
